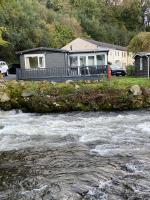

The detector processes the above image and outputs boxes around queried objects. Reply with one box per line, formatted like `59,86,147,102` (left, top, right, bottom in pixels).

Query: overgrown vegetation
128,32,150,53
0,0,149,63
1,78,150,112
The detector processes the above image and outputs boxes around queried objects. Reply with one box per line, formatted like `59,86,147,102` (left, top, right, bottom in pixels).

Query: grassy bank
0,77,150,113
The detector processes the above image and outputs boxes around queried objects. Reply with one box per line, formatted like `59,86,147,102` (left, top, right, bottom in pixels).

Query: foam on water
0,110,150,153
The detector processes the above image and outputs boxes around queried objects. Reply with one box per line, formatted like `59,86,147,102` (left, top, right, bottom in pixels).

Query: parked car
8,64,20,74
0,61,8,76
111,65,126,76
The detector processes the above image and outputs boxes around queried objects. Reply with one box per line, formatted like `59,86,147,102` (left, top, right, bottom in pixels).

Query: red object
108,65,112,80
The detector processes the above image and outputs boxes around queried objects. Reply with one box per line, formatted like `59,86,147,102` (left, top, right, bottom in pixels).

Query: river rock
143,88,150,96
0,79,5,83
19,81,26,87
0,83,7,91
53,102,60,107
75,85,80,90
51,81,57,85
130,85,142,96
21,92,34,98
66,80,74,84
0,92,10,103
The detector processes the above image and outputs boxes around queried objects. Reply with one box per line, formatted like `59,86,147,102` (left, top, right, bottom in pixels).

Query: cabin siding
135,55,149,76
20,55,25,69
19,50,67,69
45,52,66,68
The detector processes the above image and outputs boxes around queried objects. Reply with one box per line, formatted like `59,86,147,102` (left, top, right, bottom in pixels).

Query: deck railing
16,65,108,81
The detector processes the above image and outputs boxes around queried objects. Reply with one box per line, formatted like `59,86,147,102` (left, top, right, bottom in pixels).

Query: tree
0,27,8,47
120,0,142,31
128,32,150,53
141,0,150,31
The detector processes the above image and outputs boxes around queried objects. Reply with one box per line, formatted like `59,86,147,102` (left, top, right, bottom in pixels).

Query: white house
62,38,134,68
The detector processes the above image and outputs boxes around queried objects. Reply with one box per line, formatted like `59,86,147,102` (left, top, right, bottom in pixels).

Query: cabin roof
16,47,109,55
85,39,127,51
16,47,68,55
134,52,150,57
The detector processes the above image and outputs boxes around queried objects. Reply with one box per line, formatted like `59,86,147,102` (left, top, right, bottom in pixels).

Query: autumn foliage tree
128,32,150,53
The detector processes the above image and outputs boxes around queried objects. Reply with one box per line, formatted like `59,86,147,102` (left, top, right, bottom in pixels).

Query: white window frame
69,53,107,67
140,57,143,70
24,54,46,69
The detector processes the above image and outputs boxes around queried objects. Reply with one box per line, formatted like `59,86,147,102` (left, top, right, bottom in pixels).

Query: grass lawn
107,76,150,88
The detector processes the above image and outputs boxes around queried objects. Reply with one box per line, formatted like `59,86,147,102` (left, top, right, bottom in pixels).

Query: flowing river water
0,110,150,200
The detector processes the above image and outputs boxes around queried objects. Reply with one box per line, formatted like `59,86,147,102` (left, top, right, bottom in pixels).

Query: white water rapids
0,110,150,200
0,110,150,154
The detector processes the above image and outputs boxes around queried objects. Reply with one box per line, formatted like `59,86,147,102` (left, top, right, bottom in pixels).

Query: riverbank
0,77,150,113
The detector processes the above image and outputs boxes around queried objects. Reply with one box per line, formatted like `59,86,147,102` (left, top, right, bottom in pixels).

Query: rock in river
0,92,10,103
130,85,142,96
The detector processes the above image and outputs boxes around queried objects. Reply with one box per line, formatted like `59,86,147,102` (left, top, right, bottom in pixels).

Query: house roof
16,47,67,55
85,39,127,51
134,52,150,57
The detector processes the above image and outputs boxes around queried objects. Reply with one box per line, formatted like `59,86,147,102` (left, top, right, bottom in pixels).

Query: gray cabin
134,52,150,77
16,47,109,81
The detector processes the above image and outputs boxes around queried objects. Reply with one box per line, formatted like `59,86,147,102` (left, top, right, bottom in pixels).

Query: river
0,110,150,200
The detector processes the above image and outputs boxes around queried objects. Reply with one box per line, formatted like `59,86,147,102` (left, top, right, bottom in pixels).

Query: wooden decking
16,65,108,82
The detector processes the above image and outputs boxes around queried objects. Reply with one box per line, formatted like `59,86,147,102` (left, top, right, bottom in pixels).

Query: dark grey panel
45,52,67,68
20,55,25,69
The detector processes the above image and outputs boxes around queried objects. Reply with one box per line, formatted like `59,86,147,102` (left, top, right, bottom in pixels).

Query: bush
126,65,135,76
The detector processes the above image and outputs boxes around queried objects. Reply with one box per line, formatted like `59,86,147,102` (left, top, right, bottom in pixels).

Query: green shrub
126,65,136,76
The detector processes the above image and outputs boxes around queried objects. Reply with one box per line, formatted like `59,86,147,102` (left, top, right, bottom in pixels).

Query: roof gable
62,38,97,51
86,39,127,51
62,38,127,51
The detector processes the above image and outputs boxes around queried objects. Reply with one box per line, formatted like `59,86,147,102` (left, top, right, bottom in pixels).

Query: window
69,56,78,67
88,56,94,66
25,54,45,69
80,56,86,66
97,55,105,66
140,57,143,70
28,57,38,68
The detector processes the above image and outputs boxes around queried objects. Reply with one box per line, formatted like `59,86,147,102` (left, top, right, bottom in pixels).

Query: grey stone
143,88,150,96
0,83,7,90
0,92,10,103
21,92,34,98
75,85,80,90
51,81,57,85
53,102,60,107
0,79,5,83
66,80,74,84
130,85,142,96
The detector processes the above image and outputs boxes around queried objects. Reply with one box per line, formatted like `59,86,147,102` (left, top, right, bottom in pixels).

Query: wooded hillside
0,0,149,62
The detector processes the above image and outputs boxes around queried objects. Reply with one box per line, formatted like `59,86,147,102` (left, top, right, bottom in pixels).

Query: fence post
78,66,80,76
16,68,19,80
